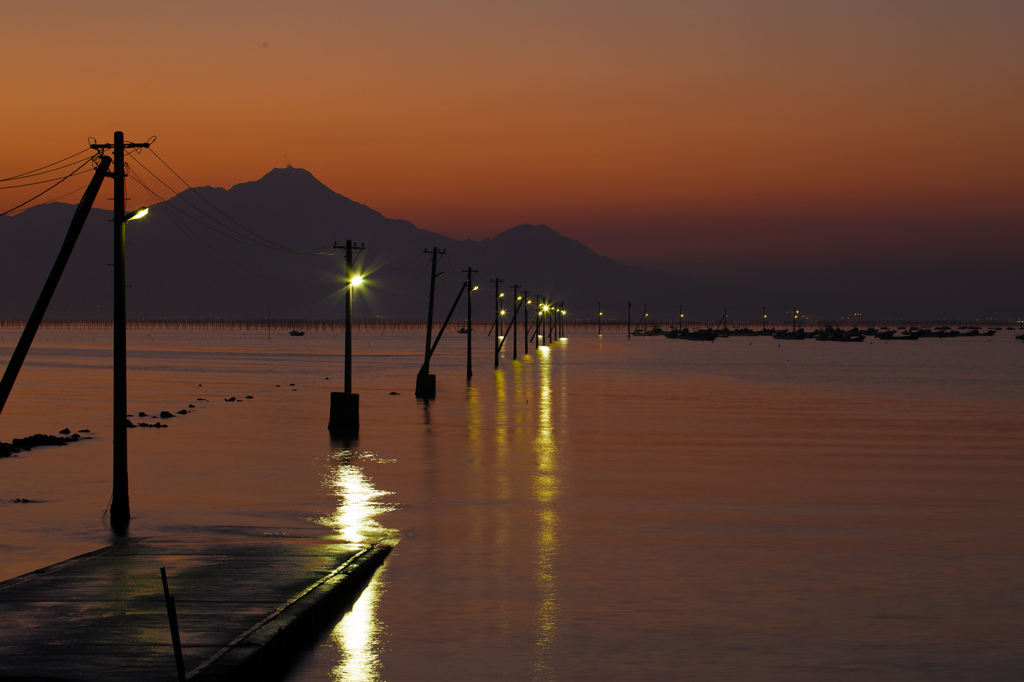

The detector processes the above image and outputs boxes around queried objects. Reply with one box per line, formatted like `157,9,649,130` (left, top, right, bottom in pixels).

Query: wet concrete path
0,535,392,681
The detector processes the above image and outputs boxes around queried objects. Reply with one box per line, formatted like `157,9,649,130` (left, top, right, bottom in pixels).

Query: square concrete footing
328,391,359,433
415,373,436,399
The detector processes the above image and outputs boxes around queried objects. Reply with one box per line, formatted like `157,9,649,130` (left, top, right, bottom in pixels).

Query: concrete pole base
328,392,359,433
415,373,436,399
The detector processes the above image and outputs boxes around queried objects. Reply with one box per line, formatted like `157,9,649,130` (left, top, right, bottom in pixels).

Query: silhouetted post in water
329,240,364,432
416,247,444,398
535,297,543,349
511,284,520,359
112,134,130,531
497,289,525,356
464,268,477,380
628,301,632,339
492,279,503,367
343,241,365,393
91,131,150,534
522,290,530,356
598,301,602,336
0,156,111,418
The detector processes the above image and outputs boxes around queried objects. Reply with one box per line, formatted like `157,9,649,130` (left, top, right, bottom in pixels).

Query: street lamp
329,240,364,433
344,269,365,394
111,203,148,533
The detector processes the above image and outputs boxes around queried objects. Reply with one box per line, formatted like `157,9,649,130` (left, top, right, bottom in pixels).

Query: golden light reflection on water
318,446,396,681
531,346,561,679
320,452,396,545
328,569,386,682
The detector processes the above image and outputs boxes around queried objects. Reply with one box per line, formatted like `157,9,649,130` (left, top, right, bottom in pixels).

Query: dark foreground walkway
0,535,393,682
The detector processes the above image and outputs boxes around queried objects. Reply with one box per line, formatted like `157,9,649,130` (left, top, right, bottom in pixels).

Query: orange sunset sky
2,1,1022,295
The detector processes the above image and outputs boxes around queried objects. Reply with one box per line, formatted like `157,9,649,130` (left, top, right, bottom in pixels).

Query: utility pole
342,241,364,394
416,247,444,398
548,300,555,342
0,156,111,419
511,284,520,359
522,290,530,356
535,296,542,349
464,268,477,380
91,131,150,534
329,240,364,433
628,301,632,339
492,278,503,368
598,301,602,336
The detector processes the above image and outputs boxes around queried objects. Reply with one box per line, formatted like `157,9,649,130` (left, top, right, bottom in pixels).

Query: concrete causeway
0,535,393,681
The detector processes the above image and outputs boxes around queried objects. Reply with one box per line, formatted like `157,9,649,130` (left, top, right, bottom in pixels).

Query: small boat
458,328,471,334
289,330,305,337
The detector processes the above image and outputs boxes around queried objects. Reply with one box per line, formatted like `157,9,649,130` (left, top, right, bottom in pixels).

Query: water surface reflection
532,347,561,679
314,439,396,681
327,569,387,682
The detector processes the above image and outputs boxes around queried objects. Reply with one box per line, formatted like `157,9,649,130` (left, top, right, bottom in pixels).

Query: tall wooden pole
88,132,148,532
0,156,110,417
110,132,129,532
464,268,476,381
423,248,439,374
493,279,502,368
522,290,530,356
511,284,520,359
344,240,354,394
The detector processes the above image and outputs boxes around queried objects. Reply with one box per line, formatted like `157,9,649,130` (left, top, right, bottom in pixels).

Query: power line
1,156,96,216
0,158,98,187
0,148,93,183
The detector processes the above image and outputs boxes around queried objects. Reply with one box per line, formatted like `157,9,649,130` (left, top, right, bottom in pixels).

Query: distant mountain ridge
0,166,979,322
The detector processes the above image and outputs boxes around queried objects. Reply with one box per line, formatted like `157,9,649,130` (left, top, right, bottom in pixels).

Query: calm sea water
1,327,1023,680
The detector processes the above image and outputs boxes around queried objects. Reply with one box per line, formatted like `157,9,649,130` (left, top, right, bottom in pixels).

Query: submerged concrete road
0,535,392,681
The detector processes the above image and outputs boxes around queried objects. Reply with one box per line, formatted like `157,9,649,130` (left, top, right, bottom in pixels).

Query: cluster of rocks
0,430,89,458
127,406,192,429
126,393,253,428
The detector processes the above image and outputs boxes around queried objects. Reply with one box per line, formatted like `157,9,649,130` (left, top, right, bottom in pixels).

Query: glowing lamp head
350,275,364,287
126,206,149,221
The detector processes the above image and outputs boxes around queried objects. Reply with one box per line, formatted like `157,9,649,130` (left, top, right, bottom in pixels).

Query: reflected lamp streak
329,570,384,682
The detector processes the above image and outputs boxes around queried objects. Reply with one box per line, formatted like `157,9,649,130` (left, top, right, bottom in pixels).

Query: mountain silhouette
0,166,972,324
